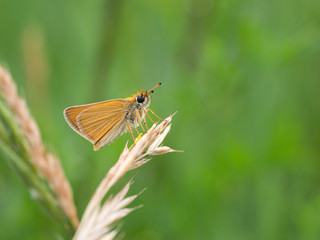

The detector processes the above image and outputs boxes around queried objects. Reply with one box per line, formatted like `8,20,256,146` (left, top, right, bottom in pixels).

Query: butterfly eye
137,95,145,103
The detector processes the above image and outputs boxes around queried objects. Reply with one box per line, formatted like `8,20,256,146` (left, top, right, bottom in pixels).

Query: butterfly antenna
148,82,162,94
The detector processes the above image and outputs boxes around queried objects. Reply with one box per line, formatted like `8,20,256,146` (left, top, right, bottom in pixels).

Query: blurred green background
1,0,320,239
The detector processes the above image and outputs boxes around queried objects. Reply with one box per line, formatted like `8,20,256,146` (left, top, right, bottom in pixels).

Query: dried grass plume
74,115,177,240
0,65,78,227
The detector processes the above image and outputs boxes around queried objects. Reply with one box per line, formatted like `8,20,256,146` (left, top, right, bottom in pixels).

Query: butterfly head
133,82,161,109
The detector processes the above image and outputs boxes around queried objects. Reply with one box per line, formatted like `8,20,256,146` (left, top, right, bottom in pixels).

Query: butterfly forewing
64,104,92,134
78,108,126,143
64,99,130,146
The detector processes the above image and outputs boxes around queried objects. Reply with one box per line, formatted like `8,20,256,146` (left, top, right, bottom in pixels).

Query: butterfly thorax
125,90,151,127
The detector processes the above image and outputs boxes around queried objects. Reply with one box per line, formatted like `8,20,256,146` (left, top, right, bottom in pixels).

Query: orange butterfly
64,83,162,151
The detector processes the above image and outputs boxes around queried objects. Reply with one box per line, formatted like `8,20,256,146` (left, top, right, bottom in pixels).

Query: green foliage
0,0,320,239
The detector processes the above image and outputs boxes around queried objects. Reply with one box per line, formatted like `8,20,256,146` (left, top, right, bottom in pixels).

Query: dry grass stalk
74,115,177,240
0,65,79,227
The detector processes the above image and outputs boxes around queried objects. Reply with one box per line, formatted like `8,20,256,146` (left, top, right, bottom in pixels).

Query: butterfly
64,83,162,150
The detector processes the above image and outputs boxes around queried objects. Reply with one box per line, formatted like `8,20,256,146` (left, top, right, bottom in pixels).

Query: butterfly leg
141,108,149,130
136,108,146,133
146,108,163,121
143,117,149,131
143,108,155,124
126,121,135,143
134,127,140,135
